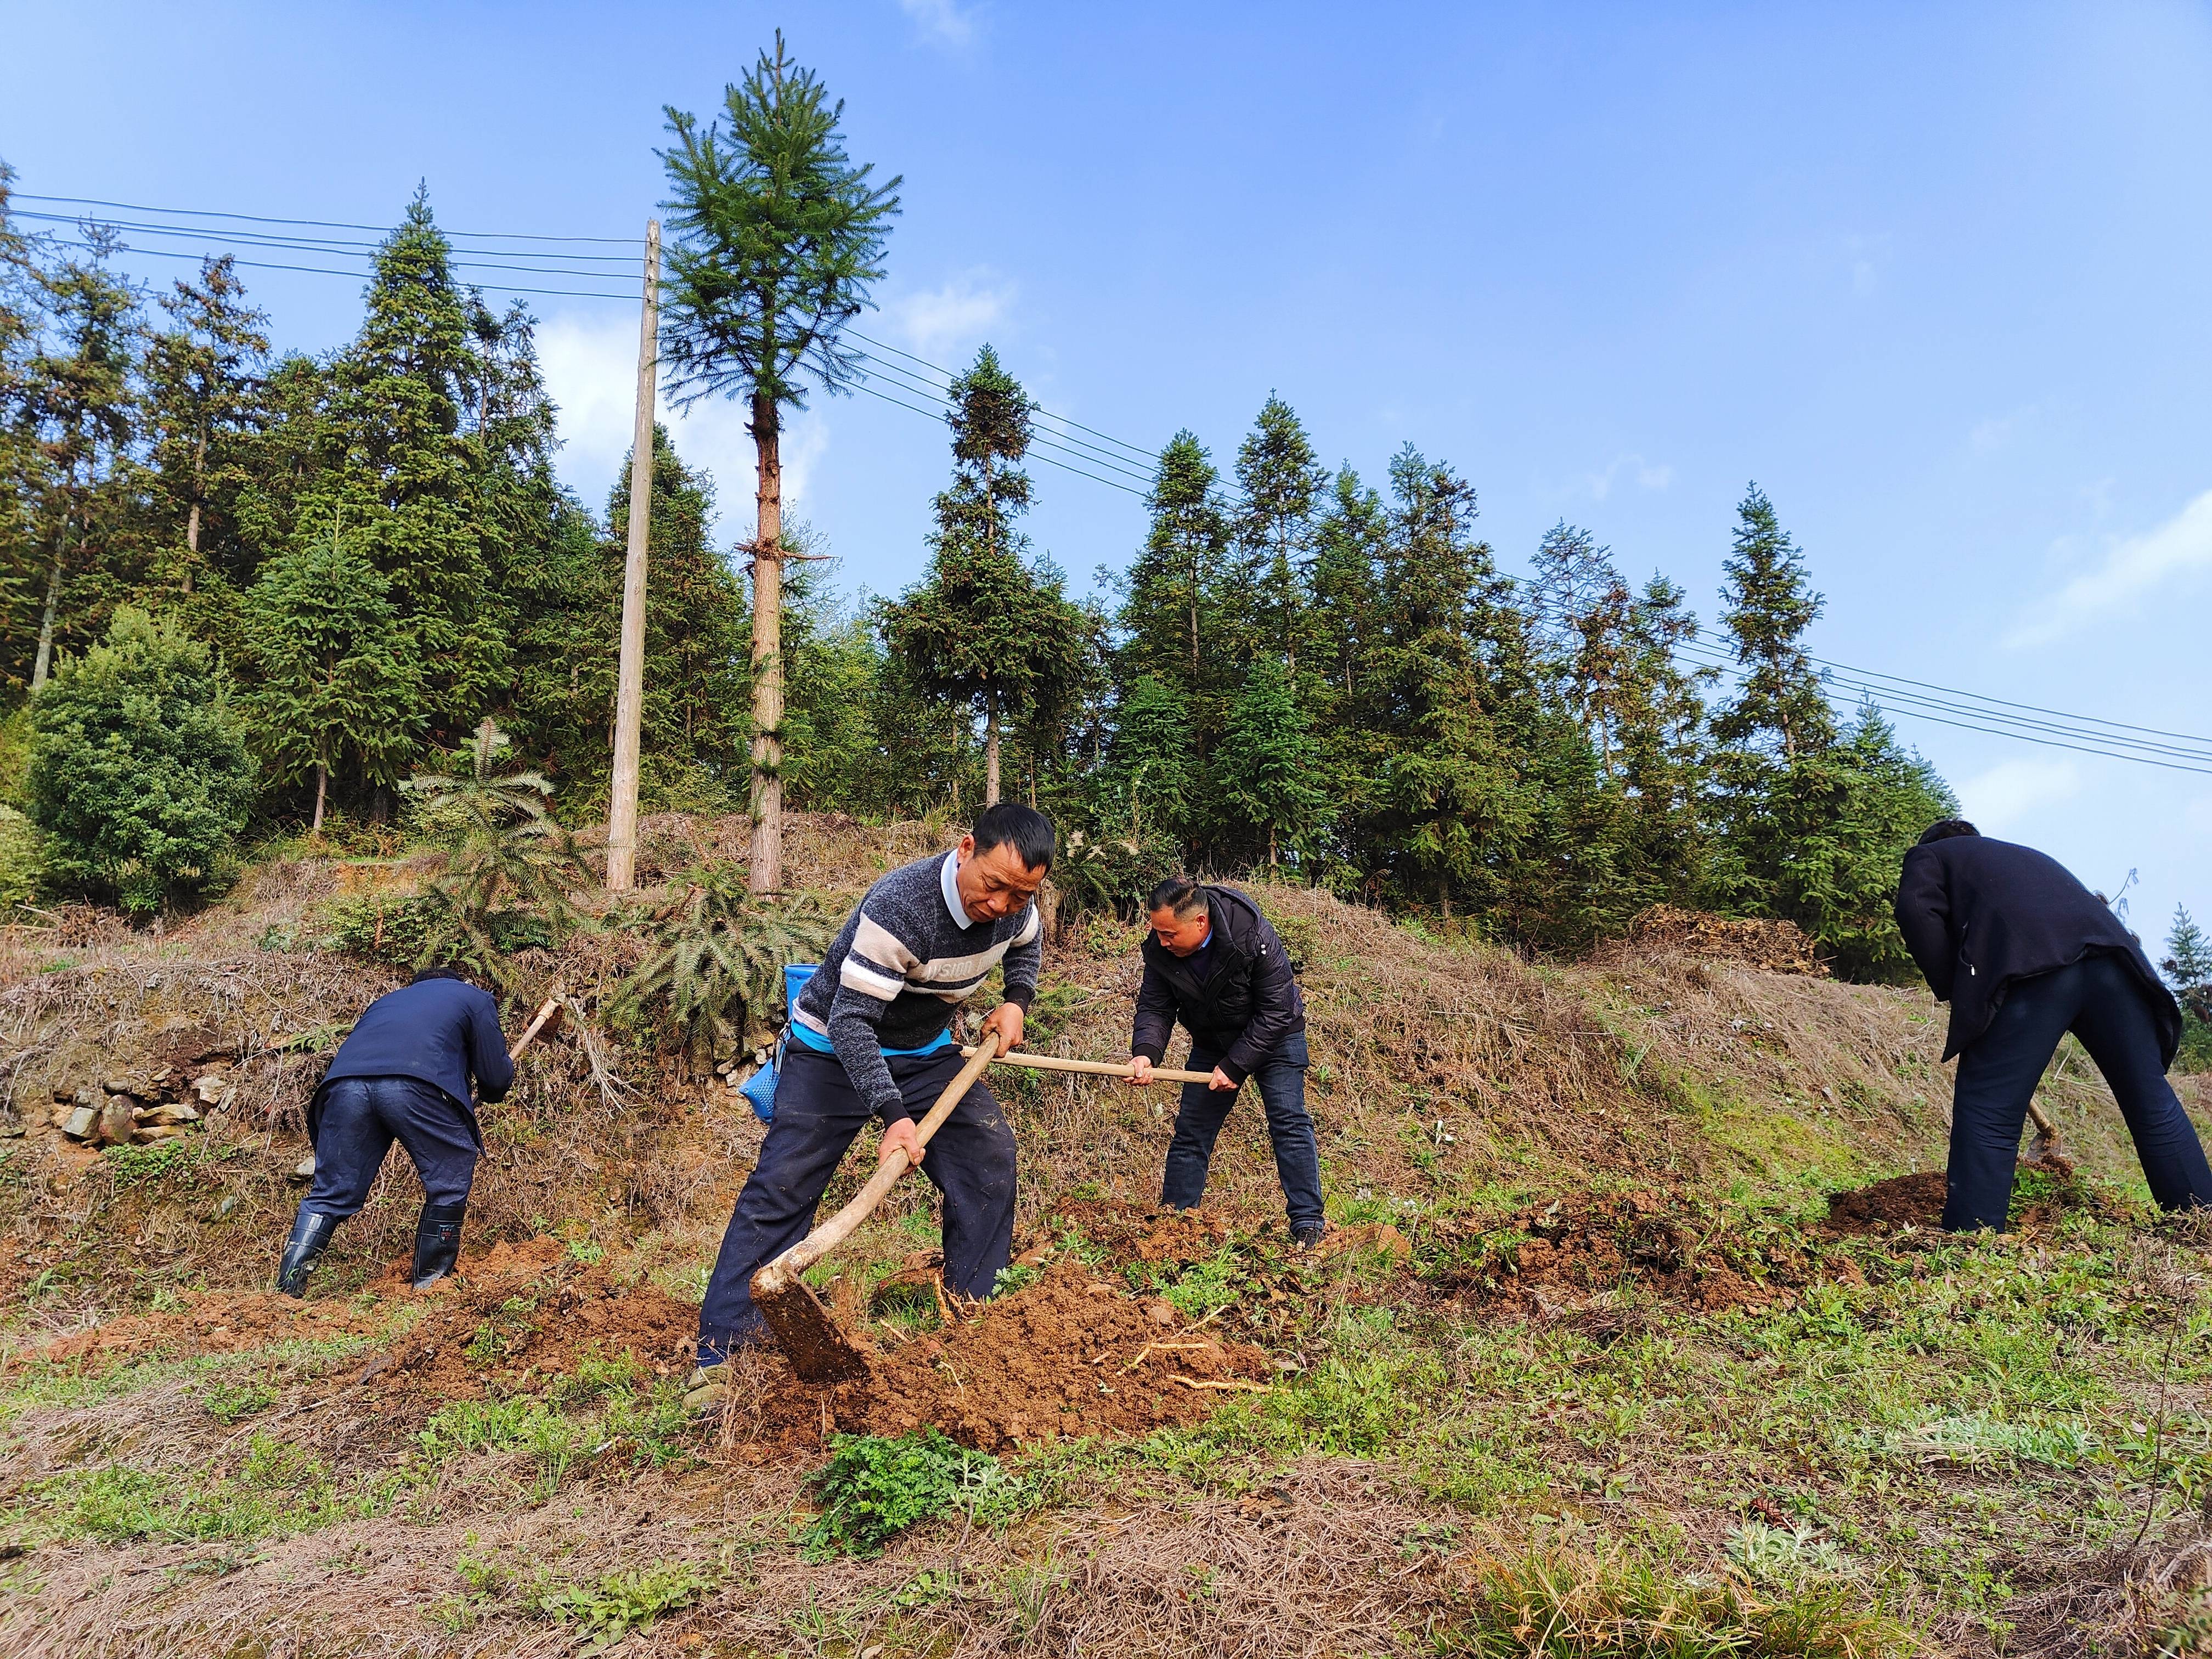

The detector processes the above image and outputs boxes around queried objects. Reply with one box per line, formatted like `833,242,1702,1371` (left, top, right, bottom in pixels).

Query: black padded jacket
1130,885,1306,1086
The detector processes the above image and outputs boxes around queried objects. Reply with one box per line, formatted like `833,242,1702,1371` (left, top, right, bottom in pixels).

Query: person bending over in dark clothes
275,966,514,1295
1894,819,2212,1231
685,803,1053,1410
1125,875,1325,1246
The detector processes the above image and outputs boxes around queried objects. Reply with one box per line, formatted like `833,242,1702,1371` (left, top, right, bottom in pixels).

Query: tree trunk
312,735,329,835
984,695,1001,808
1268,823,1278,873
748,389,785,894
30,505,70,692
182,430,207,596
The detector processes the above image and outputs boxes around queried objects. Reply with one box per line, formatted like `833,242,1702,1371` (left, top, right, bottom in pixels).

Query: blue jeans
696,1044,1017,1365
304,1076,478,1217
1946,954,2212,1229
1161,1033,1322,1229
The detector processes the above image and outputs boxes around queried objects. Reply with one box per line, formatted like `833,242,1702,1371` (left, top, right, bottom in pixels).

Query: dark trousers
1161,1033,1323,1229
696,1044,1017,1365
304,1076,478,1218
1946,954,2212,1230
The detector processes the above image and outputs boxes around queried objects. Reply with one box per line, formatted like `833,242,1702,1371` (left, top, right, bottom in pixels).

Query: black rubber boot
411,1201,467,1289
275,1209,336,1297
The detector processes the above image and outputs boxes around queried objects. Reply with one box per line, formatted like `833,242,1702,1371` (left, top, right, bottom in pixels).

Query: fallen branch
1167,1375,1271,1393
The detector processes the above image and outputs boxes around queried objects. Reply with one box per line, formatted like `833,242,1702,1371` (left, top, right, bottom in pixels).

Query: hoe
751,1036,1221,1384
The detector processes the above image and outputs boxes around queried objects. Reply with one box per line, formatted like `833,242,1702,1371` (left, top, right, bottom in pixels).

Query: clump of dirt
1622,905,1826,975
12,1235,695,1409
1430,1189,1848,1314
357,1244,696,1406
1826,1172,1947,1234
18,1290,383,1368
1032,1199,1263,1267
725,1262,1273,1458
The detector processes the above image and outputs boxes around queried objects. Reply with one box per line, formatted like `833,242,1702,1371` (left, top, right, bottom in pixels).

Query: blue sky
7,1,2208,948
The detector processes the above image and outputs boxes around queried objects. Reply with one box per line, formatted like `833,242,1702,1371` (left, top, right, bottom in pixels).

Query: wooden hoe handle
960,1046,1216,1086
509,992,565,1062
754,1031,1002,1294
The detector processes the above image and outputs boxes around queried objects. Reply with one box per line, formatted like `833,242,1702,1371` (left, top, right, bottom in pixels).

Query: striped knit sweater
793,850,1041,1124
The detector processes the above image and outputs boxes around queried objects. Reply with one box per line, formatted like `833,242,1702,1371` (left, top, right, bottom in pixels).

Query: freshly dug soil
724,1261,1273,1458
1432,1189,1846,1314
1031,1199,1267,1267
1826,1172,1948,1234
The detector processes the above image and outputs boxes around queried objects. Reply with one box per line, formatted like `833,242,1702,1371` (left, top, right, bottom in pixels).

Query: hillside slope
2,815,2207,1656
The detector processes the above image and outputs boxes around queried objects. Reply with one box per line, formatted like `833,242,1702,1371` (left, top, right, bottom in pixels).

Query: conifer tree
325,191,508,737
2164,906,2212,1024
1232,395,1324,673
243,514,422,831
142,256,268,600
19,230,141,692
1120,432,1231,695
26,607,255,915
1531,521,1634,777
1363,446,1532,915
881,346,1086,805
1103,674,1198,845
1711,483,1833,761
659,32,901,891
1307,464,1385,701
1218,654,1328,871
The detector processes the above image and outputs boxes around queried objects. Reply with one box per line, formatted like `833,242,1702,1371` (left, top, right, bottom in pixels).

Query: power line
846,379,1151,498
847,348,1160,488
13,191,644,244
1671,641,2212,776
44,236,634,303
845,327,1158,463
12,210,647,265
1669,640,2212,764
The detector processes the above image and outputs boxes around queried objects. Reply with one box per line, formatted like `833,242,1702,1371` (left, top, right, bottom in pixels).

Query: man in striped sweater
690,803,1054,1393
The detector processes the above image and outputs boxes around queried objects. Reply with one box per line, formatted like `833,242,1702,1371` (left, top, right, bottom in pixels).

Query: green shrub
525,1560,713,1642
0,806,44,916
24,609,256,916
803,1430,1019,1559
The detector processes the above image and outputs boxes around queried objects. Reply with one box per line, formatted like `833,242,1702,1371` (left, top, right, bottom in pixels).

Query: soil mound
725,1262,1273,1458
1826,1172,1947,1234
1431,1190,1846,1314
1623,905,1826,975
1032,1198,1269,1266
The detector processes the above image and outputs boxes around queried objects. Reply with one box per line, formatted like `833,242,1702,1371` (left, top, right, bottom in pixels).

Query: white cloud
1955,756,2083,832
883,271,1015,362
536,308,828,534
2005,488,2212,648
1968,404,2036,455
898,0,979,47
1582,453,1673,501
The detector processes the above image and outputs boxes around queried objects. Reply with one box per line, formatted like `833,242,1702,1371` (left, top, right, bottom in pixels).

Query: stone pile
51,1059,237,1148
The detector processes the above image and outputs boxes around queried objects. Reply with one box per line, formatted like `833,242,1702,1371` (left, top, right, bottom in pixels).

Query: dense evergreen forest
0,135,1963,980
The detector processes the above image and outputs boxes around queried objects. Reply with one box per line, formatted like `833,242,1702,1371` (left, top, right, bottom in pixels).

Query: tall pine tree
658,32,901,891
1218,653,1328,871
243,514,422,831
881,346,1088,806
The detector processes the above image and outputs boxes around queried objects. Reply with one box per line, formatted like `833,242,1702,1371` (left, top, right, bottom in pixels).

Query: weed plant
803,1430,1023,1559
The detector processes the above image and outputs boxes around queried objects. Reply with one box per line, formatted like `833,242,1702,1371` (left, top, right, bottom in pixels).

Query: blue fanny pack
739,963,958,1124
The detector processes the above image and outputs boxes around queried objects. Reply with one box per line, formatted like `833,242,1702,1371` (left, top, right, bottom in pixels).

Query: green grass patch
6,1434,398,1547
802,1430,1023,1559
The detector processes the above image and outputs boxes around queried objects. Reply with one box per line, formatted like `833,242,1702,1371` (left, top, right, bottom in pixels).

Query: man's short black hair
1147,876,1209,919
1917,819,1980,846
970,802,1056,872
412,964,476,987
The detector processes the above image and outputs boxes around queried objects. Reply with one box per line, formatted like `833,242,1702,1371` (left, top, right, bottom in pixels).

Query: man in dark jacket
1126,877,1324,1245
1894,820,2211,1230
274,966,514,1295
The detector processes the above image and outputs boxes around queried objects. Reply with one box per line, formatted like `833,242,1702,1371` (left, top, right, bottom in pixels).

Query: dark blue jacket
1130,884,1306,1087
1894,834,2181,1064
313,978,514,1144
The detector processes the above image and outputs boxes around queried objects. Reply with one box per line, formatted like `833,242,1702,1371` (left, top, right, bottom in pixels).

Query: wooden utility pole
605,219,661,892
748,391,784,894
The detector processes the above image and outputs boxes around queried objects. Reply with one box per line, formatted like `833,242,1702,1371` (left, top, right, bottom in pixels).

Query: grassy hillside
2,815,2208,1656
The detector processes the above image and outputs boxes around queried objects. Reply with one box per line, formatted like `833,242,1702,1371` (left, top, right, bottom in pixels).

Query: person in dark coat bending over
686,803,1053,1407
1126,876,1324,1246
275,966,514,1295
1894,820,2212,1231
